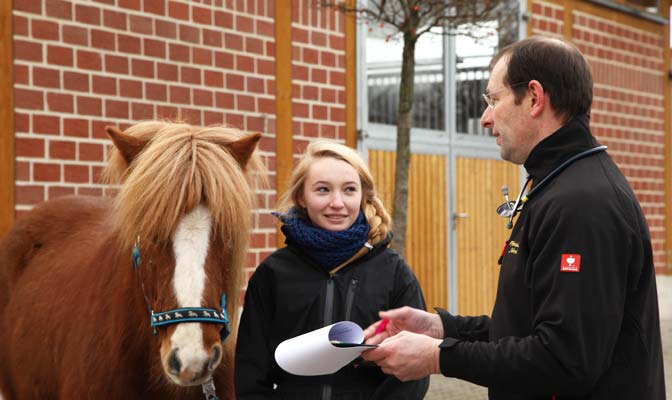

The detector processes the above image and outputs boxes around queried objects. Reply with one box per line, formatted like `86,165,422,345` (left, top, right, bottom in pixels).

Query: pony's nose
166,343,223,385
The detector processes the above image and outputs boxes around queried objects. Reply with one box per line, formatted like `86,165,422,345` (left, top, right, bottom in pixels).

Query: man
362,36,666,398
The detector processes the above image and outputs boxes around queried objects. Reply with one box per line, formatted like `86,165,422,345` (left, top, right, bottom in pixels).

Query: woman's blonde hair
277,140,391,244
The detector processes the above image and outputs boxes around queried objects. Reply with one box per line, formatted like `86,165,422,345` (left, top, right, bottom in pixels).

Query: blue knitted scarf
273,207,370,270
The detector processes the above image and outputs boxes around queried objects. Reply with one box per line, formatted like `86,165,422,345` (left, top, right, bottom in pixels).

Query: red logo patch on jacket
560,254,581,272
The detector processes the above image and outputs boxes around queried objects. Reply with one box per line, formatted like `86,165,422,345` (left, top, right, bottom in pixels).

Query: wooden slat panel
455,157,520,316
0,0,14,237
368,150,448,311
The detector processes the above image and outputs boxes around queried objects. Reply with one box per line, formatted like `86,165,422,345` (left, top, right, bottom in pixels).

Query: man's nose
480,107,493,129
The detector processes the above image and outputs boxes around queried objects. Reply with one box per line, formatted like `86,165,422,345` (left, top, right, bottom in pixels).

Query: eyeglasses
482,81,529,109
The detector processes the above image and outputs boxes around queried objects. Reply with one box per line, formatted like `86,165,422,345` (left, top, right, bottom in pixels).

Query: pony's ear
226,133,261,168
105,126,149,165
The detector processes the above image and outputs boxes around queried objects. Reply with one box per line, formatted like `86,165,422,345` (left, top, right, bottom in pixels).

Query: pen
373,318,389,335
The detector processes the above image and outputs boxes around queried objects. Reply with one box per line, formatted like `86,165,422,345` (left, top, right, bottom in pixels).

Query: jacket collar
524,114,600,185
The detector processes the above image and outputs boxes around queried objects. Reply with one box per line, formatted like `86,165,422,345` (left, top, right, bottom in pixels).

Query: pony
0,121,264,399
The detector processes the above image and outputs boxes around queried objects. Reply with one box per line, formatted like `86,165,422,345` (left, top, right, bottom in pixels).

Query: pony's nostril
208,345,222,371
168,349,182,374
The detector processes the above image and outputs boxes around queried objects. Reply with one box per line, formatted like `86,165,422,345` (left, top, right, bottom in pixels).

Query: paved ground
425,275,672,399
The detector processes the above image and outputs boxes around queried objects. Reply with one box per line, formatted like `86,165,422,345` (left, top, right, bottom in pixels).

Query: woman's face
299,157,362,231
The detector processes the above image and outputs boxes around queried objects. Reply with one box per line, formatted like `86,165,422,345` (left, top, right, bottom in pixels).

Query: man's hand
362,331,442,381
363,306,444,345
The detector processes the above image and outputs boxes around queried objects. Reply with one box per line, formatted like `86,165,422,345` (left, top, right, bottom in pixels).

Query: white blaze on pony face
169,204,212,384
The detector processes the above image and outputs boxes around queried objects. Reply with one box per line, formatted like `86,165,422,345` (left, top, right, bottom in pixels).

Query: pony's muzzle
164,342,223,386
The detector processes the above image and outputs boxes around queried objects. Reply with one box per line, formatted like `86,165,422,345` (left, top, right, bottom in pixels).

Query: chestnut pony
0,121,263,399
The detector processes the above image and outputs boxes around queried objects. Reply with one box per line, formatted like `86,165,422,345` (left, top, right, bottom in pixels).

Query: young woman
235,141,429,399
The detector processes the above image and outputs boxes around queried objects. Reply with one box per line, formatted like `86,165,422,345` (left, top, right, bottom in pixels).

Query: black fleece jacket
438,116,665,399
235,236,429,399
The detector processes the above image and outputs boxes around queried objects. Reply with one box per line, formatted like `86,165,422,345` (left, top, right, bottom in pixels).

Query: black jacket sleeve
234,264,275,399
437,308,490,342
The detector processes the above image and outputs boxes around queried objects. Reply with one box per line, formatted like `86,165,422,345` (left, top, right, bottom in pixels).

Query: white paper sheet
274,321,377,376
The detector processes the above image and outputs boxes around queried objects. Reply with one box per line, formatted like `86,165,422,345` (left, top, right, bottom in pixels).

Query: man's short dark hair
490,36,593,122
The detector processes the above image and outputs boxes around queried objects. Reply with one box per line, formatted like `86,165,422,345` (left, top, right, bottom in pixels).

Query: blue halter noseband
132,241,231,342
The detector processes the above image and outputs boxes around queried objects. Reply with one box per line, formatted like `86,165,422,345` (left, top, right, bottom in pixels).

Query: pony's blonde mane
102,121,263,317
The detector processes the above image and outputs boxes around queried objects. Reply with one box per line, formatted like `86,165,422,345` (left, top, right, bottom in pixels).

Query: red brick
204,71,223,87
47,44,74,66
14,89,44,110
49,186,76,199
105,100,129,119
105,54,129,74
15,0,42,14
104,10,127,30
34,163,61,182
203,29,222,47
168,1,189,20
63,118,89,138
146,82,167,101
193,48,213,66
235,15,254,33
15,65,29,85
50,140,76,159
132,59,155,78
32,19,60,40
144,0,166,16
330,106,345,122
79,142,105,161
119,79,143,98
246,76,264,94
64,164,90,183
156,20,177,39
144,38,166,58
246,115,265,132
64,71,90,92
16,185,45,206
329,71,344,86
169,86,191,104
258,97,274,114
130,15,154,35
179,24,200,44
77,50,103,71
91,29,115,50
169,43,190,62
224,33,244,51
226,113,243,128
92,165,106,184
214,11,233,29
14,15,28,37
257,59,274,76
215,51,234,69
92,75,117,95
77,96,103,116
215,92,234,109
47,93,74,113
15,40,43,62
91,121,113,140
179,108,202,125
33,115,60,135
118,34,141,54
311,67,326,84
62,25,89,46
236,55,254,72
226,73,245,91
193,6,212,24
193,89,213,107
203,111,225,125
245,37,264,55
157,63,178,81
131,102,155,120
75,4,101,25
16,137,45,158
181,66,201,84
119,0,141,11
16,161,30,181
33,67,60,88
257,20,273,37
156,105,179,119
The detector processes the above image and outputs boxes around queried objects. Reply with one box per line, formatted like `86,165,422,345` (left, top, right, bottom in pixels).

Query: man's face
480,58,536,165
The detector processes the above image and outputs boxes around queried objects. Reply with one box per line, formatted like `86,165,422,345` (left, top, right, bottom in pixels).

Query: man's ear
226,132,262,168
528,80,546,118
105,126,149,165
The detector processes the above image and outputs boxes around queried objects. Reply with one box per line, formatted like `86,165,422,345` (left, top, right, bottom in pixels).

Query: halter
132,238,230,400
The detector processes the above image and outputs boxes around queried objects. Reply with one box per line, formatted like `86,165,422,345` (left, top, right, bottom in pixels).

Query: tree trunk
390,31,417,258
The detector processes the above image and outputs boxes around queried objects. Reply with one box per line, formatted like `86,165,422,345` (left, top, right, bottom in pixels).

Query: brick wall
11,0,348,288
530,0,668,271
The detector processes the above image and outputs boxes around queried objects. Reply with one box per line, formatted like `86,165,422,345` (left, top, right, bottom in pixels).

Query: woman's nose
329,193,345,208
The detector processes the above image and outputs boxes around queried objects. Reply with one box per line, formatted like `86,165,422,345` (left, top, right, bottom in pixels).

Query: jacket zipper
344,279,359,321
322,275,335,400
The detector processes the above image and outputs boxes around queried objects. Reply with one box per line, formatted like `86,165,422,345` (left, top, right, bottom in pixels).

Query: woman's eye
344,186,358,193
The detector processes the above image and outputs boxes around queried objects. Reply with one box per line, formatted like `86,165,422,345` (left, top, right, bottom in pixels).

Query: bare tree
323,0,512,257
